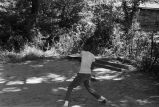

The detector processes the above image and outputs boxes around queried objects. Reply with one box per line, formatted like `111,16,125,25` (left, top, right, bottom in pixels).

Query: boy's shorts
70,73,91,88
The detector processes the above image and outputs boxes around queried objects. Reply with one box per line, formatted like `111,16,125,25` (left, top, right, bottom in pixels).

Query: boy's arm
95,56,102,60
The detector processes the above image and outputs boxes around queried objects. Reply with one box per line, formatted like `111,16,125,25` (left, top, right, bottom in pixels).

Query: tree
121,0,141,34
54,0,85,28
31,0,40,15
86,1,114,53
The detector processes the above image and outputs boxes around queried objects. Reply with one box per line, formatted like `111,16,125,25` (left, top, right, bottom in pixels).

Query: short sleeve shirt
79,51,95,74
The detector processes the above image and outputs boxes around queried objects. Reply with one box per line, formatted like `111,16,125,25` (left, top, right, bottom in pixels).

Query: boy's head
82,44,91,52
82,42,95,54
81,39,97,55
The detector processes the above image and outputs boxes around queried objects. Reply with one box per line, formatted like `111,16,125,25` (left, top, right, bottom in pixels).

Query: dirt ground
0,58,159,107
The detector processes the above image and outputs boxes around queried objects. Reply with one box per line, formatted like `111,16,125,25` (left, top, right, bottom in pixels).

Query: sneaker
63,101,69,107
98,99,107,104
63,104,68,107
98,96,107,104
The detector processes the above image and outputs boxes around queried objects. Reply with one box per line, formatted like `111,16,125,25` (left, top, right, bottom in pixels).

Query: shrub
0,45,59,63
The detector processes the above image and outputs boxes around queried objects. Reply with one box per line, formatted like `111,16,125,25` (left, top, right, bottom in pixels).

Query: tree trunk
122,0,140,34
31,0,40,15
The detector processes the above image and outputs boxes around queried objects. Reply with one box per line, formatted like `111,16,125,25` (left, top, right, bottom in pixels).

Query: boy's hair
82,39,97,55
82,42,95,54
82,44,91,52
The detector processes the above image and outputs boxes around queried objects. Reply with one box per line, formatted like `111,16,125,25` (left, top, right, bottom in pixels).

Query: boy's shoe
63,101,69,107
99,100,119,107
98,99,107,104
98,96,116,106
63,104,68,107
98,96,108,104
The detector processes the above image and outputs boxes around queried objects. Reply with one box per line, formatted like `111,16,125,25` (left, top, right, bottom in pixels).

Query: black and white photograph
0,0,159,107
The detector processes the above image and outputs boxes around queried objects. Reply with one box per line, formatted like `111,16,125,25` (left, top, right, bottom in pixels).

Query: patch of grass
0,51,21,63
21,45,45,60
0,45,60,63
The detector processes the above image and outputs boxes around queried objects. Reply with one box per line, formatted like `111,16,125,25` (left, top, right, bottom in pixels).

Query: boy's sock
63,100,69,107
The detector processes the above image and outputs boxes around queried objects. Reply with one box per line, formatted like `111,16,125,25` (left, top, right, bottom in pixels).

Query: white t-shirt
79,51,95,74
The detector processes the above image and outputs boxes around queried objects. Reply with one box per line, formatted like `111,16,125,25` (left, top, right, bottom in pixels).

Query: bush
0,45,59,63
137,38,159,76
0,0,86,52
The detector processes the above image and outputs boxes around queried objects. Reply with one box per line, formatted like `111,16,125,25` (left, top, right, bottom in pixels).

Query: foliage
0,0,159,78
0,45,59,63
0,0,87,52
92,3,114,48
0,0,34,51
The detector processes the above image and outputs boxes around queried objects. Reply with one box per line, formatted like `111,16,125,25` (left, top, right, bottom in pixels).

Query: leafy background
0,0,159,76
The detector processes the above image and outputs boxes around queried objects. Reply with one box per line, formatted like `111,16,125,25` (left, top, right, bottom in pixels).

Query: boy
63,45,108,107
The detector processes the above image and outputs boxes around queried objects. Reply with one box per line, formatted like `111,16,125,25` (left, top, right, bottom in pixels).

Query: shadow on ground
0,58,158,107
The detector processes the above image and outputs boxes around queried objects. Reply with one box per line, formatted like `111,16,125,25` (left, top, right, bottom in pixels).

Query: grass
0,45,60,63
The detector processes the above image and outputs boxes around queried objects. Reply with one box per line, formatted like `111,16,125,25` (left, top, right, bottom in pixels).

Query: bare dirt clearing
0,58,159,107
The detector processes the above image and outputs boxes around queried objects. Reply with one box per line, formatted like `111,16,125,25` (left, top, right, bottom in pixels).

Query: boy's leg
64,74,81,106
83,80,101,99
84,80,109,104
